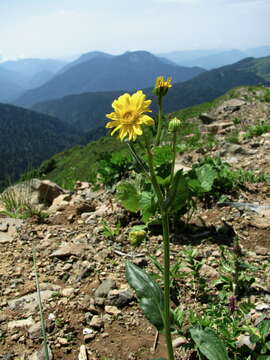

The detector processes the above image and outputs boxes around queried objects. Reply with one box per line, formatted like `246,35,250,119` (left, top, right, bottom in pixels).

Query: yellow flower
155,76,172,89
106,90,154,141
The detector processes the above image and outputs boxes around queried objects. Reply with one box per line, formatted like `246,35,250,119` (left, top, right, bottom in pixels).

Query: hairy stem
169,131,177,188
155,95,163,147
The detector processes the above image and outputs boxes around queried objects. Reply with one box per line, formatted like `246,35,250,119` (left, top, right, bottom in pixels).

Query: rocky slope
0,86,270,359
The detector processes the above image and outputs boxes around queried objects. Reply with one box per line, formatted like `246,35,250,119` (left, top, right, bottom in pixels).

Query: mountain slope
33,56,270,133
59,51,113,74
0,104,82,189
14,51,204,107
0,67,25,102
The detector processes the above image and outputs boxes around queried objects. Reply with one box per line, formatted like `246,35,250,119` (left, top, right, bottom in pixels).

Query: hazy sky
0,0,269,60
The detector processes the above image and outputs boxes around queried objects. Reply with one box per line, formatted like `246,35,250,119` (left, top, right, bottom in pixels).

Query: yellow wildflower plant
106,90,154,141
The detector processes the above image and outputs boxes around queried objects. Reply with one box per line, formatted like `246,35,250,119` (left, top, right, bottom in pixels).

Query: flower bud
129,230,146,246
168,117,181,132
153,76,172,97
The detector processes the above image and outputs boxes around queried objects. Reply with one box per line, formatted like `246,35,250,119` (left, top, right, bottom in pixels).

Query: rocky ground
0,86,270,359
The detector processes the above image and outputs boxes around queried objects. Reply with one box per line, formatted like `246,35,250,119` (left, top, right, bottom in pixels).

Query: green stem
144,135,175,360
127,141,149,175
155,95,163,147
169,131,177,188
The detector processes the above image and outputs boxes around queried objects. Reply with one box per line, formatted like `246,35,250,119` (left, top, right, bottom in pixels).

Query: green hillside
0,103,82,190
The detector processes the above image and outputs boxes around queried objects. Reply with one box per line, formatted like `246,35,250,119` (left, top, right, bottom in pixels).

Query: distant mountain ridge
0,103,82,189
0,58,68,100
0,67,25,102
14,50,205,108
160,45,270,69
32,55,270,134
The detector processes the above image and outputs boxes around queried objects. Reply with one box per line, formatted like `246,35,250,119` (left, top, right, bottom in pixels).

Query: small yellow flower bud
168,117,181,132
153,76,172,97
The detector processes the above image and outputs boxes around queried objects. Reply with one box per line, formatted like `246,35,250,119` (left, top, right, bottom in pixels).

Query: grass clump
0,180,48,221
244,121,270,139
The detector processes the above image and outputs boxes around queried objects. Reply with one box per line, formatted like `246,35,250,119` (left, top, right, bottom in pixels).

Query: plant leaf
139,191,157,223
164,170,189,213
195,164,217,192
258,319,270,338
190,327,229,360
125,261,164,331
116,182,140,212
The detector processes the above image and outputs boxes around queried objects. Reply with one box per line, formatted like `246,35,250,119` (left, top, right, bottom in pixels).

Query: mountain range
14,51,204,107
0,58,67,101
32,56,270,133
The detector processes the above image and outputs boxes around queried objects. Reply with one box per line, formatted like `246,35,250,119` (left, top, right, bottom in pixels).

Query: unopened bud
168,117,181,132
153,76,172,97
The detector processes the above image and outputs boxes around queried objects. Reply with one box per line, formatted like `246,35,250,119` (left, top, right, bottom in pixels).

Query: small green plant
233,117,241,125
264,89,270,102
101,220,121,239
244,121,270,139
182,247,207,297
226,129,240,144
214,238,256,297
33,248,50,360
96,152,134,187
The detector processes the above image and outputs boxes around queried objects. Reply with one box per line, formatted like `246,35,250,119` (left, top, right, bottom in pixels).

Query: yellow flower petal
105,90,153,141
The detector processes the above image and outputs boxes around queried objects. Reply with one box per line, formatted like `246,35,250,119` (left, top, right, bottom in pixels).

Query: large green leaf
195,164,217,192
152,145,172,166
116,182,140,212
190,327,229,360
125,261,164,331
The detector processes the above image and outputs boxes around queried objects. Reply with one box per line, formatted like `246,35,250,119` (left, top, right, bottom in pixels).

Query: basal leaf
190,327,229,360
195,164,217,192
125,261,164,331
116,182,140,212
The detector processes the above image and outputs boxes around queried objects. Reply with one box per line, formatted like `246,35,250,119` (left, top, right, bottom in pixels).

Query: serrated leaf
195,164,217,192
125,261,164,331
116,182,140,212
190,327,229,360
